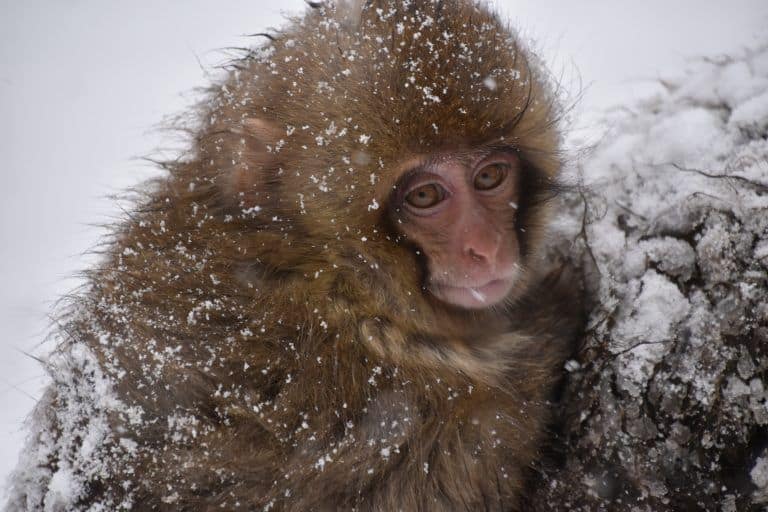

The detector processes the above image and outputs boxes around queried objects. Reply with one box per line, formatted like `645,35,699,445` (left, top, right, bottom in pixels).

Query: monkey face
389,149,524,309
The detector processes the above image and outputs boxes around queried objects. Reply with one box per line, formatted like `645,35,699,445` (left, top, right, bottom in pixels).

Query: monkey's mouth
429,277,516,310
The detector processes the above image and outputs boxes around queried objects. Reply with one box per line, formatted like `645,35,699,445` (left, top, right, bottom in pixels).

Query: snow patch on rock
537,43,768,511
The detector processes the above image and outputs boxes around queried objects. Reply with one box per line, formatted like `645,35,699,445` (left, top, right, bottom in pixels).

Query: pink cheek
501,233,522,269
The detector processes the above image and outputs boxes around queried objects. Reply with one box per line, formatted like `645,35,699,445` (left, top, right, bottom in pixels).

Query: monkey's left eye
405,183,446,209
474,164,508,191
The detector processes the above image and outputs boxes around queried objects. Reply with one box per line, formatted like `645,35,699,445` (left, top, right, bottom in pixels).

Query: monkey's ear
217,118,284,210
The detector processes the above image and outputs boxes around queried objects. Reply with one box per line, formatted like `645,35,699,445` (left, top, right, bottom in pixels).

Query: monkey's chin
430,278,515,310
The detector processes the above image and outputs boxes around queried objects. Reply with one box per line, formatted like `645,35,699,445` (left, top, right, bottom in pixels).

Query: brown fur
16,1,581,510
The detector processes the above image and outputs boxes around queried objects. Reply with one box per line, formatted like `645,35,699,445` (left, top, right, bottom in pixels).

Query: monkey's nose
463,227,501,265
464,240,498,265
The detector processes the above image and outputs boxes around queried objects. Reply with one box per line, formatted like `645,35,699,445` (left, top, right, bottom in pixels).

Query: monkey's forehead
230,0,560,159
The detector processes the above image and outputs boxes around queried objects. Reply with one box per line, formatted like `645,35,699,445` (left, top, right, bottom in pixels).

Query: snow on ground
536,43,768,510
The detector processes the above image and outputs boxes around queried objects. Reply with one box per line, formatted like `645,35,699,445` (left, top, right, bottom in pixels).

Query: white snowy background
1,0,767,501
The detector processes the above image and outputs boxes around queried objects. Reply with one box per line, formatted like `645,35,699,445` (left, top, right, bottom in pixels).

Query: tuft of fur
8,1,581,511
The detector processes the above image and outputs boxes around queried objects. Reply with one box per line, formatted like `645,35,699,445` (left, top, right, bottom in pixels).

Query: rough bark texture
533,44,768,511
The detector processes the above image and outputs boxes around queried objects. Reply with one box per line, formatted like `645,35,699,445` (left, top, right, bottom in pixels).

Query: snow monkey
9,1,582,511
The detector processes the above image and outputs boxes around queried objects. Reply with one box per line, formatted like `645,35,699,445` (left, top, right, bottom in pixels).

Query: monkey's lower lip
430,278,515,309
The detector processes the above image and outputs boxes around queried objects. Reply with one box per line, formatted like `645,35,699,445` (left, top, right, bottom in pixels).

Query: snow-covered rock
535,44,768,511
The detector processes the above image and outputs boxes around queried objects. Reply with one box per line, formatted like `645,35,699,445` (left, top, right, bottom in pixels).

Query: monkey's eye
405,183,446,209
474,163,508,191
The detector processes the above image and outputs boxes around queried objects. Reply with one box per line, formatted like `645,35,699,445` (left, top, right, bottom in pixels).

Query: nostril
467,247,486,262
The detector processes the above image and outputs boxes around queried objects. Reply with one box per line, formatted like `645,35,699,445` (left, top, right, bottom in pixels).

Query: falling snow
4,3,768,511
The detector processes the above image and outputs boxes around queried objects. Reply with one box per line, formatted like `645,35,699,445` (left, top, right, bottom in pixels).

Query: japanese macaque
9,1,581,511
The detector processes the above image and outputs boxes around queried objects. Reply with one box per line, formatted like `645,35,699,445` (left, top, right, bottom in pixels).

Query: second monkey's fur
9,1,581,510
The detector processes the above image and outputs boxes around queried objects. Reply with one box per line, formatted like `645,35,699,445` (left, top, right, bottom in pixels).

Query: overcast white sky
1,0,767,498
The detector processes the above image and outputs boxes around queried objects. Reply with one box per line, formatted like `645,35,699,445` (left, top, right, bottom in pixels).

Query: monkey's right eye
405,183,446,209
